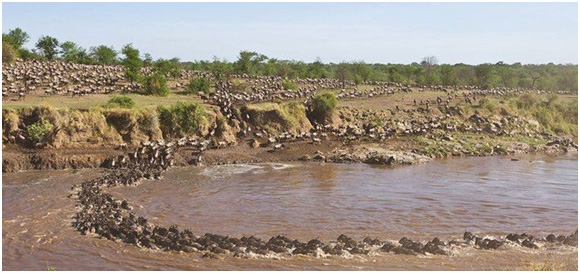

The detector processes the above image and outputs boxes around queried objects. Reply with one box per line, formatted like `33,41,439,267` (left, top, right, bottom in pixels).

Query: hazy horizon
2,2,578,65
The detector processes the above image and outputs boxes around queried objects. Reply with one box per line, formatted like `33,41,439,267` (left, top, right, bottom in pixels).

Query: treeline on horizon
2,27,578,92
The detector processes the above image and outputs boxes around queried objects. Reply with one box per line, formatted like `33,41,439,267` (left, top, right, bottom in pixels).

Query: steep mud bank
2,102,577,172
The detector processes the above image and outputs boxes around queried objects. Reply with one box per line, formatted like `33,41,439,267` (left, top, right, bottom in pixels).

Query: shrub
157,102,205,138
283,101,308,127
2,41,18,63
309,92,338,123
144,72,170,96
137,109,161,137
27,118,54,143
186,77,210,94
105,95,135,109
282,80,298,90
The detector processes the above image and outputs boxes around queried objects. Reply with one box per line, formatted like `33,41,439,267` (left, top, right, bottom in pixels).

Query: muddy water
3,153,578,270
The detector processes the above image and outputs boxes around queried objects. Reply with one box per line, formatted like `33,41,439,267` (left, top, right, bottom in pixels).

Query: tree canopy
35,35,60,60
90,45,118,65
4,27,30,48
3,26,578,92
121,43,142,84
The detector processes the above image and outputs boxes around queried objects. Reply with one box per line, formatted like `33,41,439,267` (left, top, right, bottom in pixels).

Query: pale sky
2,2,578,65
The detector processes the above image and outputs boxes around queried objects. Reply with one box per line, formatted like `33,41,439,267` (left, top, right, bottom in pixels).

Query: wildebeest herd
3,60,565,149
70,140,578,259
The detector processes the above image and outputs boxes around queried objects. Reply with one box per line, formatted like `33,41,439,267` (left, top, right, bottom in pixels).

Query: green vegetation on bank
157,102,206,138
309,92,338,123
105,96,135,109
243,101,312,134
143,73,170,96
186,77,210,94
26,118,54,143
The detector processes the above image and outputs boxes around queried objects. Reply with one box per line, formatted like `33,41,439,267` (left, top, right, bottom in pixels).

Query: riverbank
2,133,576,172
3,86,577,172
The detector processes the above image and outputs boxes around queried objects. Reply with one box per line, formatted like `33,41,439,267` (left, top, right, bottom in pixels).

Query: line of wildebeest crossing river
69,139,578,260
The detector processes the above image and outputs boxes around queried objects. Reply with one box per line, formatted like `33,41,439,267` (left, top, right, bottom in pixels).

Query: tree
335,62,350,88
557,65,578,91
209,56,232,83
187,77,210,94
263,58,278,76
454,64,476,86
475,63,494,89
421,56,439,85
439,64,457,87
525,65,544,90
5,28,29,48
89,45,118,65
35,35,60,60
167,58,181,79
121,43,142,84
351,60,372,86
60,41,87,62
154,58,180,80
234,50,267,75
143,53,153,67
75,47,90,64
496,62,516,88
307,57,326,79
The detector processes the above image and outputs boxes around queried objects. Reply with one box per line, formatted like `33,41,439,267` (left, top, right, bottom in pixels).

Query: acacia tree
121,43,142,84
5,28,30,48
525,65,544,90
35,35,60,60
60,41,90,63
234,50,267,75
90,45,118,65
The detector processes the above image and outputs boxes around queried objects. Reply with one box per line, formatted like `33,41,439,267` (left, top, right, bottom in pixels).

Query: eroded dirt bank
2,102,577,173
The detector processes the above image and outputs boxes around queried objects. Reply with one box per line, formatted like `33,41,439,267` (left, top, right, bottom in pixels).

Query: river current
2,153,578,270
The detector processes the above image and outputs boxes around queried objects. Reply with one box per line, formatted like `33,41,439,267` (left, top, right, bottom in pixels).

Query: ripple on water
2,154,577,270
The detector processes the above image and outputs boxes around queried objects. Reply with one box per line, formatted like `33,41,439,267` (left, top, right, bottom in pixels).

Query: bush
157,102,205,138
2,41,18,63
186,77,210,94
309,92,338,123
105,95,135,109
27,118,54,143
282,80,298,91
18,48,41,61
144,73,170,96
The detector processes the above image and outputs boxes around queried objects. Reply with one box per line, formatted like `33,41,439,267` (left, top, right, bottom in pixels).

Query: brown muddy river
3,153,578,270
